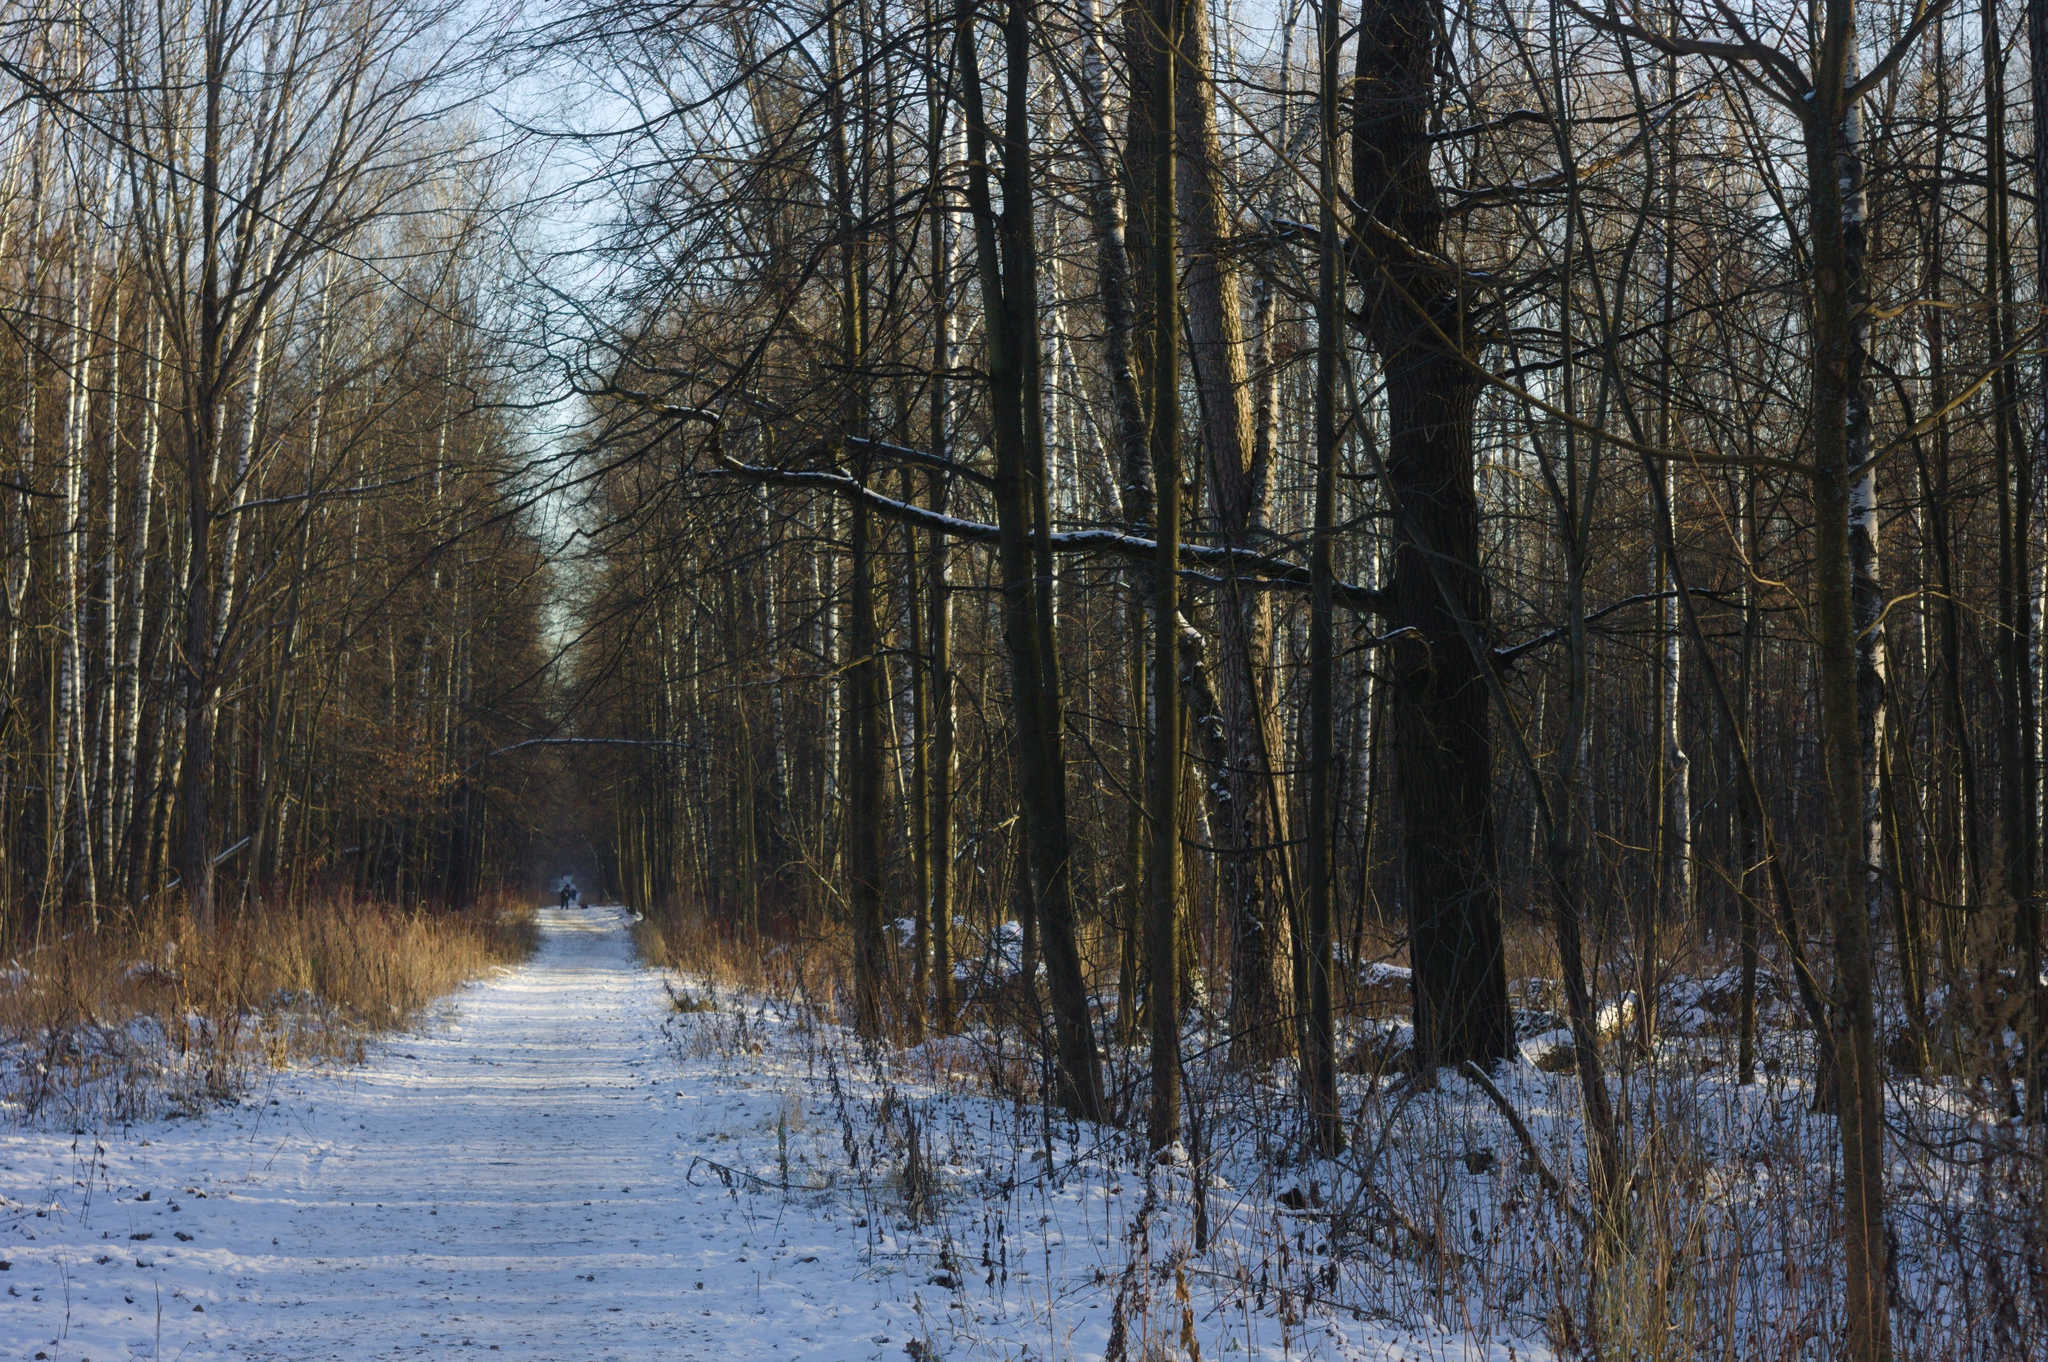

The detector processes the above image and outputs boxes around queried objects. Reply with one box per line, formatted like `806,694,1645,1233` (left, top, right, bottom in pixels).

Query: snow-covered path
1,907,927,1362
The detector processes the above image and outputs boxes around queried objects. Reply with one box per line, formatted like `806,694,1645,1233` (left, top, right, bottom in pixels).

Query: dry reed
1,892,538,1127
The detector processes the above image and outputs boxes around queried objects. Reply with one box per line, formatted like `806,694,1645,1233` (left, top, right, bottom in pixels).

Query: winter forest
2,0,2046,1358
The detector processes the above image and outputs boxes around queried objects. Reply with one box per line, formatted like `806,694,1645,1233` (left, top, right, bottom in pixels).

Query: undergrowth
0,892,539,1128
639,901,2048,1360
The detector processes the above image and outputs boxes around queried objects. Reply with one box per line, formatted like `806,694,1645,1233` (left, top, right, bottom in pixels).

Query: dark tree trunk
1805,49,1889,1358
178,400,217,929
926,36,958,1033
1301,0,1342,1153
2025,0,2048,1122
831,6,887,1042
1349,0,1510,1068
958,0,1105,1121
848,495,888,1039
1144,0,1183,1154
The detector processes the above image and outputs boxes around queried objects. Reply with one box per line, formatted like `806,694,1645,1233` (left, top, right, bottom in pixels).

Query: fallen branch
1460,1060,1589,1233
686,1154,792,1195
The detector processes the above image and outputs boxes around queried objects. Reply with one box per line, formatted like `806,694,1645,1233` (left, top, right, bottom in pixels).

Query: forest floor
0,906,1511,1362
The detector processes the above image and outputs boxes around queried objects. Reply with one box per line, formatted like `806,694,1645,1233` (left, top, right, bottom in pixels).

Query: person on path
558,878,577,910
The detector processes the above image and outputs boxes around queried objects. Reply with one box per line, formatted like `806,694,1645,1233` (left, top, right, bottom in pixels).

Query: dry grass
1,892,538,1127
640,899,2048,1358
634,903,849,1008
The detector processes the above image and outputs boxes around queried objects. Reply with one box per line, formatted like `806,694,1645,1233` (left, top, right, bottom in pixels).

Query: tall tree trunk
1,136,46,939
958,0,1105,1120
1301,0,1342,1155
1806,19,1889,1355
1554,491,1624,1240
1177,0,1295,1063
904,465,931,1022
1905,101,1980,1026
1077,0,1148,528
1983,0,2039,1121
1736,467,1761,1085
1523,30,1624,1237
179,386,219,926
926,43,958,1032
1144,0,1183,1154
1077,0,1153,1049
1350,0,1511,1068
848,495,888,1038
2025,0,2048,1122
52,233,96,918
1651,43,1688,1030
831,4,887,1041
175,15,234,931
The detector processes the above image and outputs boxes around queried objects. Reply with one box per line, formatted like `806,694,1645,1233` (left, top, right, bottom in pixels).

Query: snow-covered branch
708,455,1390,613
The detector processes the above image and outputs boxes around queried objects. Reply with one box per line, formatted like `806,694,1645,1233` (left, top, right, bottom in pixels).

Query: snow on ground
2,906,1519,1362
1,907,935,1361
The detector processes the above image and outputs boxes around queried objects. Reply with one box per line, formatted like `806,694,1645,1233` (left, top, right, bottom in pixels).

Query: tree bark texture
1176,0,1296,1065
1350,0,1511,1068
